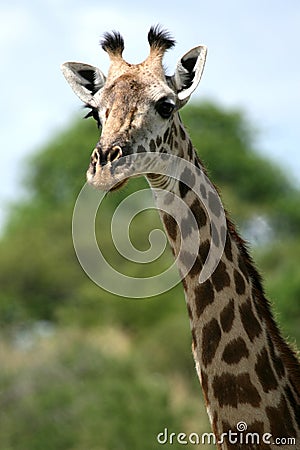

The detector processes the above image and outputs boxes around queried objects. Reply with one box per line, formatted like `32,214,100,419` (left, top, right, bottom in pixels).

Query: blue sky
1,0,300,229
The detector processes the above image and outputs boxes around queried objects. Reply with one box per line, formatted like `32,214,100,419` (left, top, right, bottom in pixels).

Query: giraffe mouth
86,161,129,191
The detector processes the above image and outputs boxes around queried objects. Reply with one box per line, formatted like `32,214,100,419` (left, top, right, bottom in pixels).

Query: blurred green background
1,101,299,449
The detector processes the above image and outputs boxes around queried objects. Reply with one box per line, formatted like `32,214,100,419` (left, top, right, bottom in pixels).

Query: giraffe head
61,26,207,190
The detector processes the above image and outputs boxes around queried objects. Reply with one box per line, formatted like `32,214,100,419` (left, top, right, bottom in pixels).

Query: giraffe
62,26,300,449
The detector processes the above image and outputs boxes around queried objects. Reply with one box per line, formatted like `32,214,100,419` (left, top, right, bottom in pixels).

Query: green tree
1,101,299,449
1,102,300,331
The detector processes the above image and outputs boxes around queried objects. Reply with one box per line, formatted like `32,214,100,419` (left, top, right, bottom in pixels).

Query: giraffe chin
108,179,128,191
86,164,129,192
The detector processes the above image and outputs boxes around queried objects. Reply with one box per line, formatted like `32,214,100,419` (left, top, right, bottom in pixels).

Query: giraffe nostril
90,145,123,170
90,149,99,174
91,150,99,162
108,145,123,163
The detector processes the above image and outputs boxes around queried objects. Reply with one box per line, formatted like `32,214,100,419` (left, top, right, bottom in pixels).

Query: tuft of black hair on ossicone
148,25,176,52
100,31,125,55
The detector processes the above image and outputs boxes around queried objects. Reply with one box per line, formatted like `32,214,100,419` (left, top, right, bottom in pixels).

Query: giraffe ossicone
62,26,300,449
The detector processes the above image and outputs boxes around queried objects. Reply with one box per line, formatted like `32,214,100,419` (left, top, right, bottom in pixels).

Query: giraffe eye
155,97,176,119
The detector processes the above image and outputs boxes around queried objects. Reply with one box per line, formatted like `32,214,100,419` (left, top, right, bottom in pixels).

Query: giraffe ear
173,46,207,101
61,62,106,106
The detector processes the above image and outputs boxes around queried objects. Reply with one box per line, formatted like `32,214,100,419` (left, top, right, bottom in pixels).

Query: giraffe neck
147,114,300,449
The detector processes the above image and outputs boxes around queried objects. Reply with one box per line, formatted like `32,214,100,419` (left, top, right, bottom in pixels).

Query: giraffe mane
227,216,300,392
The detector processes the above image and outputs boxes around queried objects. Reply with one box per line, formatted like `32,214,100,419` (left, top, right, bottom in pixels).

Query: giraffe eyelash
84,104,101,129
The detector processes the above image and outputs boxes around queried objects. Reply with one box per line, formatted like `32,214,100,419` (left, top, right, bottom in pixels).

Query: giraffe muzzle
87,144,129,191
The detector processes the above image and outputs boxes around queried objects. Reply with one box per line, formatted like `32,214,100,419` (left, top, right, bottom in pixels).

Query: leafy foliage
181,102,300,229
1,101,299,449
0,330,184,450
